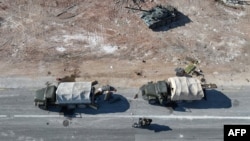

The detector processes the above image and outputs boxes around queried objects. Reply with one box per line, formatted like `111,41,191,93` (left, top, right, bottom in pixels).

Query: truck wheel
148,99,158,105
37,102,46,110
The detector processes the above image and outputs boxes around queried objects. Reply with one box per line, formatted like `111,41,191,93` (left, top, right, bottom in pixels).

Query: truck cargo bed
55,82,92,104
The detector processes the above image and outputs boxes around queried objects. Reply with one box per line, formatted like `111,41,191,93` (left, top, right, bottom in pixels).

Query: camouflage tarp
55,82,92,104
168,77,204,101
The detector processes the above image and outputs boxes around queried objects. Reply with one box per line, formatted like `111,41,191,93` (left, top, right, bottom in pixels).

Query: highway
0,77,250,141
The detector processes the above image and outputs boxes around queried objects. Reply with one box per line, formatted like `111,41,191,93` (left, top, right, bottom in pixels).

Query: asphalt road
0,77,250,141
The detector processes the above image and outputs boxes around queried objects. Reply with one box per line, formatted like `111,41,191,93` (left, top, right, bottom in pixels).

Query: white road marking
0,115,7,118
10,115,250,120
13,115,64,118
0,94,19,98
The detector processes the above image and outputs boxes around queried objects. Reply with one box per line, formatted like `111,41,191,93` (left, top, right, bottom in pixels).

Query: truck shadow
153,11,192,32
43,94,130,117
77,94,130,115
174,89,232,112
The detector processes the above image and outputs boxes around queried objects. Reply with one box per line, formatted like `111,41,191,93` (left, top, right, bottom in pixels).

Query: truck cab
34,85,57,109
140,80,170,105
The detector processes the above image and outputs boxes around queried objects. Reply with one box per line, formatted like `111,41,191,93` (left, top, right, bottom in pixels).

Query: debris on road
175,57,204,79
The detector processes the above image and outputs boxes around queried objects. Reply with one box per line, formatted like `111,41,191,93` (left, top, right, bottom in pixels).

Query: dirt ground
0,0,250,87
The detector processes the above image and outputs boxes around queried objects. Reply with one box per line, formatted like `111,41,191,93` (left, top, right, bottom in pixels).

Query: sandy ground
0,0,250,87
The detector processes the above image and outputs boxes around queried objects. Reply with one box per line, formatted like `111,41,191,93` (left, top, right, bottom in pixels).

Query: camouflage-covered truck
139,77,216,105
34,81,96,110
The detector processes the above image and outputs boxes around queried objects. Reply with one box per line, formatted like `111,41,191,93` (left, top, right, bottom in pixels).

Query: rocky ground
0,0,250,88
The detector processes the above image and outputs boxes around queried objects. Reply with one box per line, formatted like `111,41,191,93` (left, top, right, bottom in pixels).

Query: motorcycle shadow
134,124,172,133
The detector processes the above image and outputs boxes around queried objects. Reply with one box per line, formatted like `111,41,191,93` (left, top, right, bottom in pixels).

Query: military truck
34,81,96,110
139,77,217,105
125,5,178,29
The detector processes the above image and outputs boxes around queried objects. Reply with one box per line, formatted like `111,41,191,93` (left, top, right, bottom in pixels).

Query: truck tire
148,98,158,105
38,100,48,110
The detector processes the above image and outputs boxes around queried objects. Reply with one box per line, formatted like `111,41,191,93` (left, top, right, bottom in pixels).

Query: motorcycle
132,118,152,128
